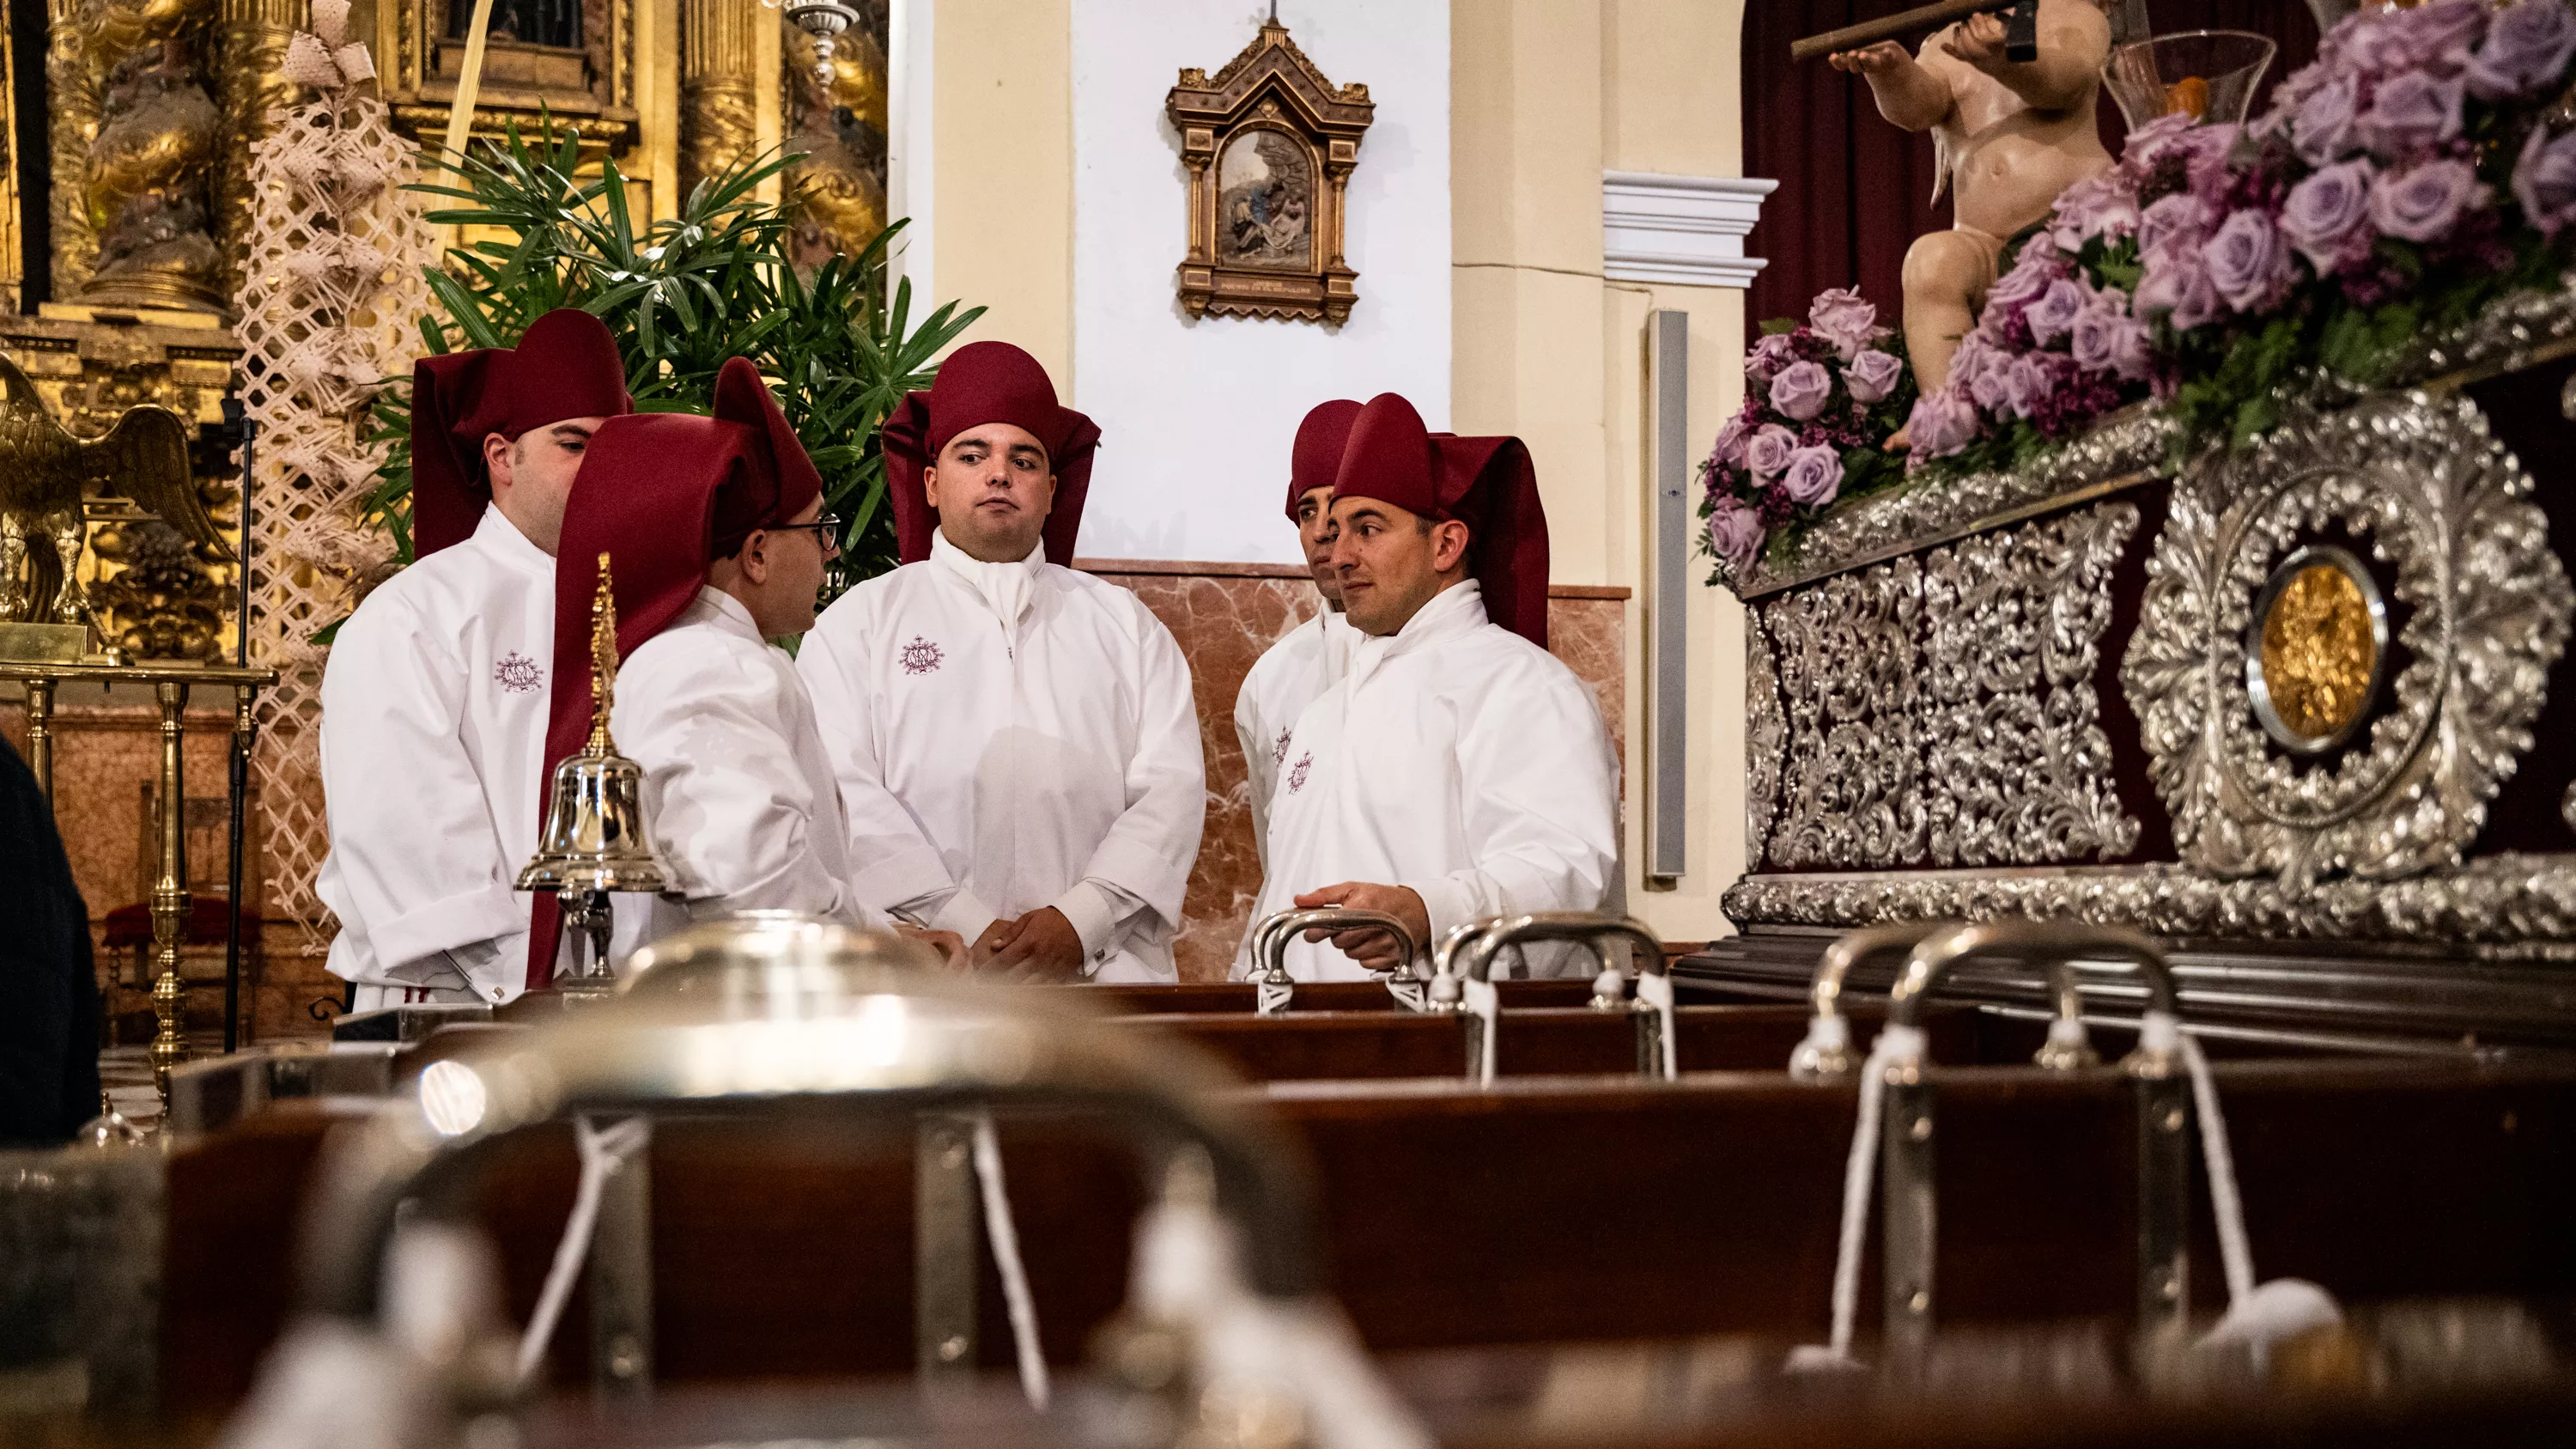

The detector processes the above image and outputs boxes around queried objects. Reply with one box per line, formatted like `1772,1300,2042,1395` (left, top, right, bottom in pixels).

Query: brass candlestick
518,554,666,993
147,679,191,1098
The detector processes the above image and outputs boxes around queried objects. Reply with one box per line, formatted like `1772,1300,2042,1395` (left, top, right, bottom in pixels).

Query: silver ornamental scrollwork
1759,502,2141,872
2121,391,2573,891
1718,856,2576,959
1745,606,1782,864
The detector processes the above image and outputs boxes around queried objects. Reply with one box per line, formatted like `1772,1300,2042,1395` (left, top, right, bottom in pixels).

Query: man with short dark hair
799,342,1205,982
1233,399,1361,874
316,308,634,1008
1242,392,1618,981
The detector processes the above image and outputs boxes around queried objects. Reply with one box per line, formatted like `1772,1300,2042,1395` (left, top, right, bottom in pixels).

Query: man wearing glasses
536,358,963,953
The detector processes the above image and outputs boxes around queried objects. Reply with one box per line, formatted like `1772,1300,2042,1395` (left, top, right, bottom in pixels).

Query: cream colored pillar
928,0,1076,385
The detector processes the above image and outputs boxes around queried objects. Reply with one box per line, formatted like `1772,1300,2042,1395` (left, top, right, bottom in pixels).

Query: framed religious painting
1165,18,1374,325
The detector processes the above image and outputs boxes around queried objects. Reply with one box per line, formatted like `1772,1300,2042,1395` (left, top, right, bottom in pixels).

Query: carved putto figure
1831,0,2118,399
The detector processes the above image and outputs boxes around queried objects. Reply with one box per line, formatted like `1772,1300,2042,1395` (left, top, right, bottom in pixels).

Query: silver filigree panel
1745,608,1782,859
1755,502,2142,870
2121,392,2574,890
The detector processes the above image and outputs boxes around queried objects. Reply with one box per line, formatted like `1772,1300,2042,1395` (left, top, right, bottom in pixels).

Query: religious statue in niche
1821,0,2128,398
1167,15,1372,325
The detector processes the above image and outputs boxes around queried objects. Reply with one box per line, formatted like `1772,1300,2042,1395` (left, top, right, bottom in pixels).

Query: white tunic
1232,606,1356,870
1239,581,1619,983
315,506,558,1003
612,588,888,941
798,533,1206,981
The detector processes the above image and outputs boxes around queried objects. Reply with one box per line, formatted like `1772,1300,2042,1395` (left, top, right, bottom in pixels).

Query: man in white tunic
534,357,928,952
1233,399,1362,867
799,341,1205,982
1242,392,1619,982
315,309,632,1008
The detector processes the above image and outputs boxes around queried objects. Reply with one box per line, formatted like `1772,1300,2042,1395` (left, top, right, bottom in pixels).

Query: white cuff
928,888,1001,946
1051,880,1121,965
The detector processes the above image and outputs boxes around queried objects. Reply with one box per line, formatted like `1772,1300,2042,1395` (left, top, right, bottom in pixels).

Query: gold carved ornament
2245,545,2387,756
1166,18,1373,326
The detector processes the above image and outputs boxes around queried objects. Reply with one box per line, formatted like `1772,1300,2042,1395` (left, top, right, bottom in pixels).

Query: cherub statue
1832,0,2116,399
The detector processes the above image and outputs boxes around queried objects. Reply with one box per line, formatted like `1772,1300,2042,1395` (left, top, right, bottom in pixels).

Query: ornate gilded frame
1165,20,1372,326
379,0,641,150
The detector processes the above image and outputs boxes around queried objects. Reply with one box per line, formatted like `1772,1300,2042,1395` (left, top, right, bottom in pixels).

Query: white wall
1070,0,1452,563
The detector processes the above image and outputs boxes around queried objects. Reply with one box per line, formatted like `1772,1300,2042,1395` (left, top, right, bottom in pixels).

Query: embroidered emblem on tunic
1287,752,1313,794
901,636,945,675
494,652,544,694
1272,728,1294,766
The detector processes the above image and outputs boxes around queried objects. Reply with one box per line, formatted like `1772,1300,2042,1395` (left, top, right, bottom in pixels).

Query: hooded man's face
926,422,1054,563
484,417,607,556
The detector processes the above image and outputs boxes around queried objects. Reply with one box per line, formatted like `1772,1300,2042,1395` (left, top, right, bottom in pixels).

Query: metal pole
222,400,255,1052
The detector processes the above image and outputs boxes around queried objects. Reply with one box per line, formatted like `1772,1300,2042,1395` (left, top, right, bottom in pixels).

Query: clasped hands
896,910,1087,978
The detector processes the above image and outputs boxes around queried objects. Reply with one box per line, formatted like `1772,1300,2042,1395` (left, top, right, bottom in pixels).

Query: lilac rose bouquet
1898,0,2576,477
1698,287,1917,578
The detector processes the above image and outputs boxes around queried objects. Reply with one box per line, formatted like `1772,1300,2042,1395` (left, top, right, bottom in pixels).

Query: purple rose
2049,171,2140,250
1710,410,1753,469
2183,123,2245,207
2369,157,2488,243
2137,242,2222,332
2069,297,2121,370
1845,347,1905,405
2024,277,2089,347
2281,159,2379,275
1778,445,1844,508
2137,192,2214,258
1767,359,1832,422
2343,15,2426,79
1904,387,1981,462
2002,353,2064,421
2470,0,2576,100
2397,0,2493,70
2513,125,2576,237
2109,312,2156,382
2361,70,2467,159
2292,73,2361,166
1746,332,1798,382
2202,209,2295,314
1744,423,1797,479
1965,352,2014,415
1807,287,1879,356
1988,248,2063,309
1706,498,1765,572
2120,111,2199,174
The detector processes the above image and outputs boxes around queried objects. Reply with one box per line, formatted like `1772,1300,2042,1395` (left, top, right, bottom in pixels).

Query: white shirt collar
1350,579,1485,687
679,585,765,642
472,502,555,575
930,529,1045,627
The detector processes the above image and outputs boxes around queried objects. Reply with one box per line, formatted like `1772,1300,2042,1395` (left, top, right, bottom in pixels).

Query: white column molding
887,0,935,302
1601,171,1778,289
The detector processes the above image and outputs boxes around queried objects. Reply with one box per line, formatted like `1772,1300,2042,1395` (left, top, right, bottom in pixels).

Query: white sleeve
1071,606,1207,932
1398,661,1619,949
795,612,981,935
316,594,526,971
617,642,886,930
1234,660,1278,874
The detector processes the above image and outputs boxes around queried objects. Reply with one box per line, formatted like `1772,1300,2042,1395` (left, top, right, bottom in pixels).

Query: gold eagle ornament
0,350,225,633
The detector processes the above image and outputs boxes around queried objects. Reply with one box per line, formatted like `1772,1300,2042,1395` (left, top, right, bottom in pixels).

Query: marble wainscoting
1078,559,1629,982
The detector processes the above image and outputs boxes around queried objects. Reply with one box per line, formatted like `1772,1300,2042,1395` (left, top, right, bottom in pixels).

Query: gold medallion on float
2244,545,2388,755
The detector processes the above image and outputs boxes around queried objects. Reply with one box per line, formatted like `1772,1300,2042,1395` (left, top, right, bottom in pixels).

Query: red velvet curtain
1742,2,2324,342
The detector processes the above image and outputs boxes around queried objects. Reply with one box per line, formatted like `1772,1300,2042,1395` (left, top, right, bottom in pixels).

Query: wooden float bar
161,1050,2576,1415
